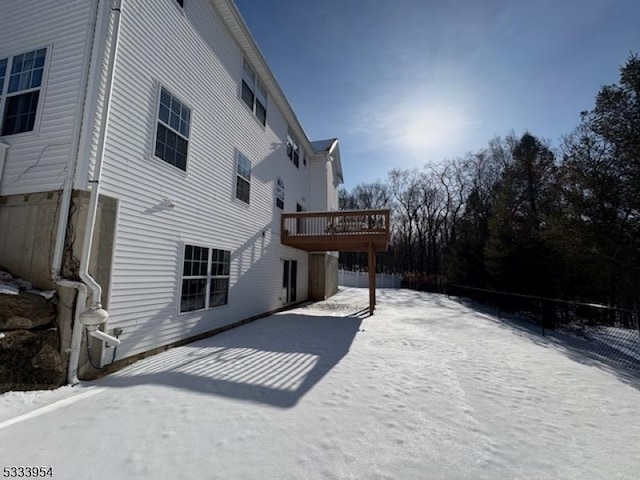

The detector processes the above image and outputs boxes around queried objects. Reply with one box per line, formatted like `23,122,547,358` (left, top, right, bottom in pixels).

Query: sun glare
398,107,466,153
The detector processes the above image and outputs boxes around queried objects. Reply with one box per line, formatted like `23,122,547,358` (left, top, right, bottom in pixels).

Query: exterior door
282,260,298,303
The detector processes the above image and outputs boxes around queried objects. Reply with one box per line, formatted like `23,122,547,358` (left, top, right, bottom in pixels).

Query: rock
0,292,56,330
0,329,65,393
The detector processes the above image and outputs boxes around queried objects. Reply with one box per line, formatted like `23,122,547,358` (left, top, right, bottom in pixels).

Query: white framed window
180,244,230,313
276,178,285,209
154,86,191,171
0,47,48,137
286,127,299,167
235,151,251,204
241,59,267,126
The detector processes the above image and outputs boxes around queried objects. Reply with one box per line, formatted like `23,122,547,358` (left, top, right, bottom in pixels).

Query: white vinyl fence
338,269,402,289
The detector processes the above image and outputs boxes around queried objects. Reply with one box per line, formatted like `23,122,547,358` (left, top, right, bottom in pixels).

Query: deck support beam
368,242,376,315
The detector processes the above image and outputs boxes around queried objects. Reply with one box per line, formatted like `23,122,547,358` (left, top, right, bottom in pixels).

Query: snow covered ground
1,287,640,480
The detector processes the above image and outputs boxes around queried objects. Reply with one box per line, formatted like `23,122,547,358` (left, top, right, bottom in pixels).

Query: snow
575,326,640,363
1,287,640,479
0,268,56,298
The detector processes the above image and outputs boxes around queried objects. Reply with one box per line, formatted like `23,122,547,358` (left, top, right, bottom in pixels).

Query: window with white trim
241,59,267,126
0,48,47,136
155,87,191,171
276,178,285,209
287,127,299,167
180,245,230,313
235,151,251,204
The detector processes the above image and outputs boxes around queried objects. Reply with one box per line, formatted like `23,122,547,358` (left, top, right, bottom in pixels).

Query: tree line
339,54,640,310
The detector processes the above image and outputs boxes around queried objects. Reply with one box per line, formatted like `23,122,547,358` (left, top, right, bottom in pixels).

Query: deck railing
281,209,391,251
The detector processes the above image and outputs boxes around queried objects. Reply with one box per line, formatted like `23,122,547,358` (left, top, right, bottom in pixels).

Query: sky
234,0,640,190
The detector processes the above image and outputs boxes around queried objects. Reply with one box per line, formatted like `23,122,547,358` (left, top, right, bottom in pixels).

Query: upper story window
287,127,299,168
241,59,267,126
276,178,285,209
235,151,251,204
155,87,191,171
0,48,47,136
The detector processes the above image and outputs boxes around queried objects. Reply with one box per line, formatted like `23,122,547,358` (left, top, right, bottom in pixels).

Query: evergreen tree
485,133,559,295
560,53,640,307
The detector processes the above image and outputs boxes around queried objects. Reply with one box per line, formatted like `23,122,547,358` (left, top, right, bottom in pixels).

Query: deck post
372,248,377,307
368,242,375,315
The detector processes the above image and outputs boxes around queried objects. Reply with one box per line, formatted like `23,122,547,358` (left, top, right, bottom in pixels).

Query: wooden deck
281,209,391,316
280,209,391,252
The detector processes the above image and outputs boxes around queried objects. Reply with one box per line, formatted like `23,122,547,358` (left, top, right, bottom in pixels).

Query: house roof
310,139,337,154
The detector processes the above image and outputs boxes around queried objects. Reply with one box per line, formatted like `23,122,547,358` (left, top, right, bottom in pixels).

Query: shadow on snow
97,311,362,408
434,292,640,391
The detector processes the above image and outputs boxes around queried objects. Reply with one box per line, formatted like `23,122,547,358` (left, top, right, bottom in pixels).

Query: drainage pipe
78,0,122,316
49,0,123,384
74,0,124,360
50,0,102,386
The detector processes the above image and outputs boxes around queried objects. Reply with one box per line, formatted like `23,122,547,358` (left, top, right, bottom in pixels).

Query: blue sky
234,0,640,190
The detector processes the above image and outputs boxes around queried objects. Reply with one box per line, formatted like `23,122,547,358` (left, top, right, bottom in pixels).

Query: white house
0,0,368,383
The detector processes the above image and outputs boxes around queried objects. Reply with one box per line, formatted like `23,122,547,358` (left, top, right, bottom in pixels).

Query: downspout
51,0,102,386
76,0,123,347
50,0,121,385
76,0,122,352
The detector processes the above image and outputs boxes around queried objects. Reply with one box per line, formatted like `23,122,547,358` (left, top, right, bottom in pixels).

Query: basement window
180,245,230,313
0,47,47,136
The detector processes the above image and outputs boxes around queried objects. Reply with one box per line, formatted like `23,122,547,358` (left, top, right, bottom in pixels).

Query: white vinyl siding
97,0,310,360
308,155,329,211
0,0,94,195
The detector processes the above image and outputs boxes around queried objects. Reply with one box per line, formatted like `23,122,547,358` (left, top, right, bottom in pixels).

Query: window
241,59,267,126
155,87,191,171
0,48,47,136
276,178,285,209
286,127,299,167
235,152,251,204
180,245,230,313
301,148,306,166
209,249,231,307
